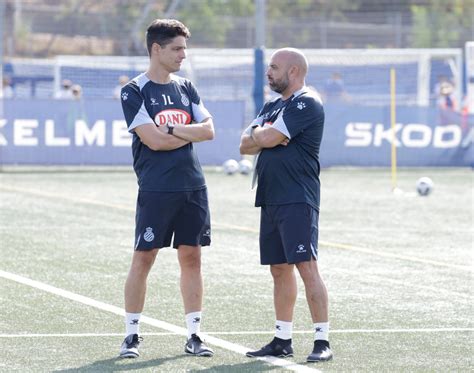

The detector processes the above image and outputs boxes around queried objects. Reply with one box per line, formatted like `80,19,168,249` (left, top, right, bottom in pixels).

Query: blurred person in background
65,84,87,129
55,79,74,99
1,76,14,98
460,95,471,132
71,84,82,100
322,72,349,103
432,75,449,100
437,81,459,125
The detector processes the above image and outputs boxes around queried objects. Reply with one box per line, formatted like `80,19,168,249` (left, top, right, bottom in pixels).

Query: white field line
0,185,135,212
211,224,472,272
1,327,473,338
1,225,472,234
0,270,320,373
332,268,472,300
1,184,471,272
0,333,178,338
317,240,472,271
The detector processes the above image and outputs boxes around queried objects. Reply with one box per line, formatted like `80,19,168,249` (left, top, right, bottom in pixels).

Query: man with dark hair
119,19,215,358
145,19,190,55
240,48,333,363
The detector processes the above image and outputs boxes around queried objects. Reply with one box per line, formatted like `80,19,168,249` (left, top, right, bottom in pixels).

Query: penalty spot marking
0,270,320,373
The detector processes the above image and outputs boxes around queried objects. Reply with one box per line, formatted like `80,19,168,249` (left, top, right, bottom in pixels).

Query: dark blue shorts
134,188,211,250
259,203,319,265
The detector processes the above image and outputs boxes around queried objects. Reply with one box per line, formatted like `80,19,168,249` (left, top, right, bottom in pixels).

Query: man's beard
269,75,289,94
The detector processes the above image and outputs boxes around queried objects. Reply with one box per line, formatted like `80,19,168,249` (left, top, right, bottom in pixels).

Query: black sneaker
246,337,294,358
185,334,214,357
306,340,333,362
119,334,142,358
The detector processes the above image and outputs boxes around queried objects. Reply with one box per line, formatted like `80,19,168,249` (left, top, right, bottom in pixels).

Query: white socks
126,312,327,342
127,311,203,338
275,320,293,340
185,311,202,338
314,322,329,341
125,312,141,337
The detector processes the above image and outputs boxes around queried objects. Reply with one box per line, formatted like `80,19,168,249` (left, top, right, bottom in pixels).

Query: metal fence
2,48,463,129
2,0,473,59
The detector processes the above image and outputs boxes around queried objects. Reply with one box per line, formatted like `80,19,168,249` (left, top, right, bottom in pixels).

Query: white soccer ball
238,159,253,175
416,177,434,196
222,159,239,175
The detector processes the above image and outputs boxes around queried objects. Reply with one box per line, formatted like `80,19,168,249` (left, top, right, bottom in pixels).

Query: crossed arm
239,125,289,155
135,117,214,151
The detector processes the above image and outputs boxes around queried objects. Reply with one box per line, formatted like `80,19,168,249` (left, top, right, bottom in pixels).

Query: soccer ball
238,159,253,175
222,159,239,175
416,177,434,196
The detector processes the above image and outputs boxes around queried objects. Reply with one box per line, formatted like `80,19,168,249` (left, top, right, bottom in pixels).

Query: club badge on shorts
144,227,155,242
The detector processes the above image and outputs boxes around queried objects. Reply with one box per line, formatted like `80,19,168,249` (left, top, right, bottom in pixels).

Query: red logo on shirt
154,109,191,126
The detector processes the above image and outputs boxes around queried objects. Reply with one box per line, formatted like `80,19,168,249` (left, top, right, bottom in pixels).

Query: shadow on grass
187,360,283,372
54,356,288,372
53,354,187,372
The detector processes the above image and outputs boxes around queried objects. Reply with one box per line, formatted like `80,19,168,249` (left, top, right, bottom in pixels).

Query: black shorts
259,203,318,265
134,188,211,250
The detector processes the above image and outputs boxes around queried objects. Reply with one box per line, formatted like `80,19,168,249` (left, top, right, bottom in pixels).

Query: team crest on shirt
180,93,190,106
154,109,192,126
121,92,128,101
297,101,306,110
144,227,155,242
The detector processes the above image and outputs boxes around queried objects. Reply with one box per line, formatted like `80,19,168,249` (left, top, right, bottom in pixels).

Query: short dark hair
146,19,190,55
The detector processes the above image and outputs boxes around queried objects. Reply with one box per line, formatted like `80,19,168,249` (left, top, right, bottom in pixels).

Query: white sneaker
119,334,142,358
184,334,214,357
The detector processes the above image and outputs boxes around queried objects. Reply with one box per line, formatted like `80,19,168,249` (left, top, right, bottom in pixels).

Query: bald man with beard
240,48,333,363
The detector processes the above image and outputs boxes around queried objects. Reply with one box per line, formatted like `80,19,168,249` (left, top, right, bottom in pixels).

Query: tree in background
411,0,471,48
175,0,253,47
264,0,361,48
2,0,473,57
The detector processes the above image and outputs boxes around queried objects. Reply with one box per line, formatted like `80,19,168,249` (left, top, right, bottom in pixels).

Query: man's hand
240,133,262,155
156,124,168,133
134,123,189,151
171,117,215,142
240,119,264,155
251,126,288,148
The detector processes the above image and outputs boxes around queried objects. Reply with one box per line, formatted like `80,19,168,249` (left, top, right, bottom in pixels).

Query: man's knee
270,263,293,279
178,246,201,269
295,260,318,281
131,249,158,273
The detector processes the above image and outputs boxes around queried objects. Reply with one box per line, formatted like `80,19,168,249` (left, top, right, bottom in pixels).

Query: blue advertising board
321,103,473,167
0,99,472,167
0,99,245,165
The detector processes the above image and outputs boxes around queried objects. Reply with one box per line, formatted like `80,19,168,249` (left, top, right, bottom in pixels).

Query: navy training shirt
121,73,211,192
255,87,324,210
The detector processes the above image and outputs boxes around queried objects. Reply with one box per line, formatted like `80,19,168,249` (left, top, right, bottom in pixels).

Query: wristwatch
166,122,175,135
250,123,259,137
